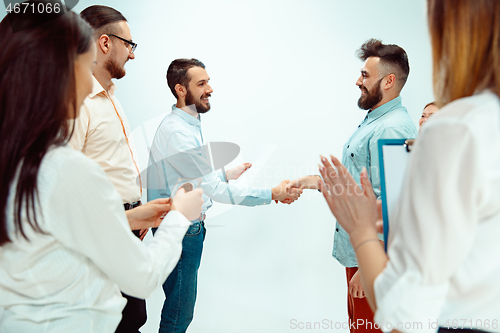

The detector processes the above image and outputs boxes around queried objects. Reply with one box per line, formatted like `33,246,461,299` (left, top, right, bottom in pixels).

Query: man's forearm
302,175,321,190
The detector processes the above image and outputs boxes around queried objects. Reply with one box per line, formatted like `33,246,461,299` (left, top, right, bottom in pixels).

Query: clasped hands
272,179,303,204
127,157,383,235
126,188,205,238
129,154,387,238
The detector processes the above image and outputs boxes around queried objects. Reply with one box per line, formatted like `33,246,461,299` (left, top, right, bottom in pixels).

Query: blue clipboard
378,139,413,252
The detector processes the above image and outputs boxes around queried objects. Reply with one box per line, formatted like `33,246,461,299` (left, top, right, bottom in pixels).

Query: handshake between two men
225,162,317,205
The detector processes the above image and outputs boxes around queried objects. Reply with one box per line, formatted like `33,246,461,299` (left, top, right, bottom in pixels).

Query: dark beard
105,53,126,80
185,89,211,114
357,78,383,110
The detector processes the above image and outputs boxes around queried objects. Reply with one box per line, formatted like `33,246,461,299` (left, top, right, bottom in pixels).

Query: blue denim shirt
332,96,417,267
147,106,272,221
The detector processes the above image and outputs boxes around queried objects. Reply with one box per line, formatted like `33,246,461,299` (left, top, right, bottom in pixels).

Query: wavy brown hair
357,38,410,91
0,0,93,245
428,0,500,106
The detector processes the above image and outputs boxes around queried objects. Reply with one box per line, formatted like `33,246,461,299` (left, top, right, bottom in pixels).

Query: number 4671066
6,2,61,14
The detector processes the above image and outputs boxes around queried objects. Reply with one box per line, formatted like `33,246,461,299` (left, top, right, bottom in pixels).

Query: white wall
2,1,432,332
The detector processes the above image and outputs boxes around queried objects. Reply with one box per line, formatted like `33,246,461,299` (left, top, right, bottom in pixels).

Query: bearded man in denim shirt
287,39,417,332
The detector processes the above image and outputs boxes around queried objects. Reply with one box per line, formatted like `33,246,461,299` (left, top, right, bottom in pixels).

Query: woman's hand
126,198,172,231
318,155,378,246
171,188,204,221
319,155,388,312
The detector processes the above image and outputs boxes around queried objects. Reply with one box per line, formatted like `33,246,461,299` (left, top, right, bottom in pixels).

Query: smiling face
184,66,213,114
419,104,439,129
104,21,135,80
356,57,385,110
73,42,97,118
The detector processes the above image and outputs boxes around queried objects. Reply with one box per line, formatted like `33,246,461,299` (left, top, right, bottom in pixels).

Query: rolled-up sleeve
374,121,479,332
162,131,271,206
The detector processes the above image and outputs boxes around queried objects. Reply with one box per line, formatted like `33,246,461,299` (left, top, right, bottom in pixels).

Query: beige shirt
70,76,141,203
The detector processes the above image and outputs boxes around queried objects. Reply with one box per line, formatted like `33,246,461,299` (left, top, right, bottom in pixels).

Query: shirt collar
366,95,403,122
89,75,116,99
172,105,201,127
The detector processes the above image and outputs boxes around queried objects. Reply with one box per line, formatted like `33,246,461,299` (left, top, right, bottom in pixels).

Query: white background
1,1,432,332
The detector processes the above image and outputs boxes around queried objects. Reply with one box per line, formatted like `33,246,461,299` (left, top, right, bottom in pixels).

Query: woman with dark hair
320,1,500,332
0,1,203,331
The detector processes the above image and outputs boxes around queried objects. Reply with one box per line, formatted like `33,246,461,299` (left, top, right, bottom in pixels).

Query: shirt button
351,153,354,157
336,228,339,232
347,145,350,148
358,125,361,128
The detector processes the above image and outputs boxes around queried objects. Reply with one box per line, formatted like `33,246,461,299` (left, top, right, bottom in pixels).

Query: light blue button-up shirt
333,96,417,267
147,106,272,221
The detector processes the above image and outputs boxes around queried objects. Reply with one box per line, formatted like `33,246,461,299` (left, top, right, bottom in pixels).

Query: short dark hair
357,39,410,90
80,5,127,38
167,58,206,99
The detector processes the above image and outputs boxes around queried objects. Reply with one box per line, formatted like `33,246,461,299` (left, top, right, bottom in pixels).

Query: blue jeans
158,221,206,333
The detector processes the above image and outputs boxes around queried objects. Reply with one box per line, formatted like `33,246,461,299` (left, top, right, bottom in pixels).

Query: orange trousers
346,267,382,333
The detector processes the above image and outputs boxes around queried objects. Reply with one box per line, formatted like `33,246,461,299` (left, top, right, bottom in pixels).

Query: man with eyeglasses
69,5,147,333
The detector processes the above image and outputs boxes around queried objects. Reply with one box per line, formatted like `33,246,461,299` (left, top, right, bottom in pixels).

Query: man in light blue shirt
287,39,417,332
147,58,301,333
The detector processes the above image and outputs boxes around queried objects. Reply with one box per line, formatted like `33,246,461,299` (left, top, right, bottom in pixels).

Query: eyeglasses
106,34,137,54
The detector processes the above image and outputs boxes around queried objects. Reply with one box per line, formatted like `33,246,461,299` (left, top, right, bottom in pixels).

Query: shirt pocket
347,143,370,174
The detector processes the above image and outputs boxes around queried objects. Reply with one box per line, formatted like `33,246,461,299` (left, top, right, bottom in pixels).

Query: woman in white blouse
0,2,203,332
319,1,500,333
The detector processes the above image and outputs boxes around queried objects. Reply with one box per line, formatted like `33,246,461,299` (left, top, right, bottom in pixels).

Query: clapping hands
318,155,378,242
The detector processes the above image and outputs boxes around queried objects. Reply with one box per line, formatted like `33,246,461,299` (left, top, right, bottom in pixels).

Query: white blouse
374,91,500,333
0,146,189,332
